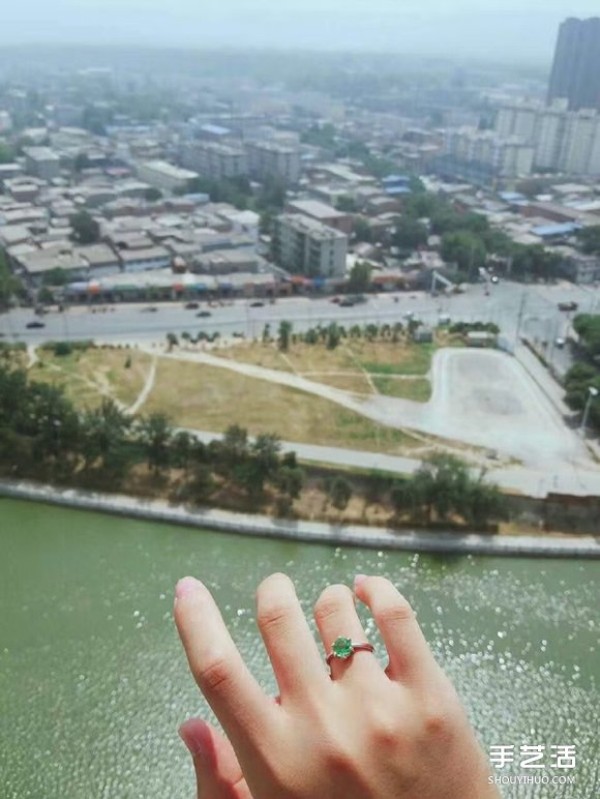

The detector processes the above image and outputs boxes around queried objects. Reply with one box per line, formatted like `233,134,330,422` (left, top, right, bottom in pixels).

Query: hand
174,573,500,799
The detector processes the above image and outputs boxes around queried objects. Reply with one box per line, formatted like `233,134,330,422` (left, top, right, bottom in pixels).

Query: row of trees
0,354,304,513
270,320,420,352
564,314,600,431
319,453,506,529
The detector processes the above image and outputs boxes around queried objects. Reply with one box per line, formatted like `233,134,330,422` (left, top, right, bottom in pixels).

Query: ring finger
314,583,381,682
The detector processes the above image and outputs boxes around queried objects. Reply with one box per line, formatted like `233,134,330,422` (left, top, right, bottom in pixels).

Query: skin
174,573,501,799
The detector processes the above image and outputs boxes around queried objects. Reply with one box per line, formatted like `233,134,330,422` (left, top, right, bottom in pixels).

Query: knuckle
196,654,232,696
257,600,293,634
314,584,353,622
376,597,414,626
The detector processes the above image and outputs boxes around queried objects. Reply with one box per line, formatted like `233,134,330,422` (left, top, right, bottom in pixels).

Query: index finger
174,576,277,755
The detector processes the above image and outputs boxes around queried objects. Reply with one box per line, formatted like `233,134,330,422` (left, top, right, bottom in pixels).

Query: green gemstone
332,636,353,659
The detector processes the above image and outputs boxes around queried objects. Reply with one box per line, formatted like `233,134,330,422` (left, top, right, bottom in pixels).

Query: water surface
1,499,598,798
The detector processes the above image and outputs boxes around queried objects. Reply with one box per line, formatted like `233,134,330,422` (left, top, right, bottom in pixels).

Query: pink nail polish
354,574,367,590
175,576,202,599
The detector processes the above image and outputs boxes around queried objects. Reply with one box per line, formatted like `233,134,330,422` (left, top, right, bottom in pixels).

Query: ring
326,636,375,667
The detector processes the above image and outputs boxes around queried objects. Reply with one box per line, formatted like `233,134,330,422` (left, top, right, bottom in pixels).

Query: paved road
188,429,600,500
2,280,598,353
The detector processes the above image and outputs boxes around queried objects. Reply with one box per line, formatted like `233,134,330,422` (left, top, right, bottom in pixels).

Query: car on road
558,301,578,311
26,320,45,329
196,310,212,318
141,306,159,313
184,301,200,310
330,296,340,304
249,301,265,308
404,311,415,320
339,298,355,307
555,337,566,348
491,275,499,284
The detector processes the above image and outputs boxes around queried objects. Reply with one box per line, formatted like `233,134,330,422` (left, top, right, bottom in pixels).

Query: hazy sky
2,1,600,63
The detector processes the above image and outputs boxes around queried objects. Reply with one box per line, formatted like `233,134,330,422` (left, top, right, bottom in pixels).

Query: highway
1,279,598,376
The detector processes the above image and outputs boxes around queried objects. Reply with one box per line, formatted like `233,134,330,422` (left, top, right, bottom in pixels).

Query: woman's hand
174,573,500,799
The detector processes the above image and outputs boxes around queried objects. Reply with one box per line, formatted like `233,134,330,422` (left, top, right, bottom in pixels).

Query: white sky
2,1,600,63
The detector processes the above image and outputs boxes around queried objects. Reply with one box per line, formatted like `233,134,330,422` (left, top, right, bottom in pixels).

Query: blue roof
499,191,526,202
199,124,231,136
385,186,412,195
532,222,580,238
382,174,410,185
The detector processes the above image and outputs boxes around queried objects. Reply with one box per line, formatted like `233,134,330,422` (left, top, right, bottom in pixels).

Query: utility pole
581,386,599,433
514,291,527,346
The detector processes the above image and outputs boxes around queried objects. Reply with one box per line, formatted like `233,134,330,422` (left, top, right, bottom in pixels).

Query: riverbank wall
1,478,599,559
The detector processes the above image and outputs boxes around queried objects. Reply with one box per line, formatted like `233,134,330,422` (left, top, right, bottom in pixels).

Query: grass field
142,358,420,453
31,347,153,409
214,338,440,400
371,376,432,402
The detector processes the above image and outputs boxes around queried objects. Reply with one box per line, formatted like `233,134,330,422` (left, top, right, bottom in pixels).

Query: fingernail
354,574,368,590
175,576,203,600
179,722,209,759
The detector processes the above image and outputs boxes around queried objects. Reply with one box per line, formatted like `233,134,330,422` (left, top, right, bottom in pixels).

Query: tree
42,268,70,287
441,232,487,275
326,323,341,350
328,476,352,510
336,195,357,212
348,261,372,293
572,314,600,358
136,413,173,475
392,218,428,251
144,187,163,202
80,399,132,477
577,226,600,256
353,218,372,243
171,431,195,474
278,320,292,352
0,141,15,164
70,210,100,245
0,251,20,310
74,153,90,172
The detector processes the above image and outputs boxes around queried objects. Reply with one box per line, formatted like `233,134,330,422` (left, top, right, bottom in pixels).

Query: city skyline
0,2,599,63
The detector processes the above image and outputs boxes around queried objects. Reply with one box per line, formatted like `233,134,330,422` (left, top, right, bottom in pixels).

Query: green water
1,499,598,798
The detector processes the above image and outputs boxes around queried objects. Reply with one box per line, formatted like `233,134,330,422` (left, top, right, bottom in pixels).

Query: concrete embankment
1,479,599,559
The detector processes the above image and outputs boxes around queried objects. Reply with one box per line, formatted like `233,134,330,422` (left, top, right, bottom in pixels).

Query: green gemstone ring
326,636,375,667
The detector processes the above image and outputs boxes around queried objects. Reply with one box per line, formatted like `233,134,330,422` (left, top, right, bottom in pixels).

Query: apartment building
272,214,348,277
440,129,534,182
181,142,248,181
495,101,600,175
136,160,199,193
286,199,353,235
246,142,301,184
23,147,61,181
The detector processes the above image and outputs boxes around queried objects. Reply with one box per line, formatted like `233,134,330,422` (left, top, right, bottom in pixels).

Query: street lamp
581,386,599,433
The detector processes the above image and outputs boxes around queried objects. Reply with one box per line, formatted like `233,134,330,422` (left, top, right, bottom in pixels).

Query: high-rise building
272,214,348,277
548,18,600,111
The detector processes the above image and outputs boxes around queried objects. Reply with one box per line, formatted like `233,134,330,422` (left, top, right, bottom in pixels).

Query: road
2,280,598,358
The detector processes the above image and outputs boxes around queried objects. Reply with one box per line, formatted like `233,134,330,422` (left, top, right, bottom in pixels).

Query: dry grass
371,376,432,402
32,347,153,409
142,358,420,453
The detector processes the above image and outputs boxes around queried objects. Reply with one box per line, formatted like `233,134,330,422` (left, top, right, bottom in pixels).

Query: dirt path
26,344,38,369
126,356,157,415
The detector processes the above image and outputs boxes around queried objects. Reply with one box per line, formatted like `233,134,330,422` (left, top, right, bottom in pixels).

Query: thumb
179,718,252,799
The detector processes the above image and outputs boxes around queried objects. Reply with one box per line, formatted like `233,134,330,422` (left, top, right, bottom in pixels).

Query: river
1,499,598,798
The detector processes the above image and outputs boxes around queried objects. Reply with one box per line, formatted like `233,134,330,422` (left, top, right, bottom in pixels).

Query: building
23,147,61,181
495,100,600,175
286,199,353,235
181,142,247,181
439,128,534,183
246,142,301,184
272,214,348,277
548,17,600,111
118,246,172,273
136,161,199,193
